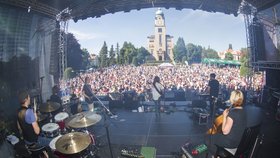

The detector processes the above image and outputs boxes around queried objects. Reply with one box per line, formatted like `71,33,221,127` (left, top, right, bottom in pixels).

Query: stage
86,104,278,158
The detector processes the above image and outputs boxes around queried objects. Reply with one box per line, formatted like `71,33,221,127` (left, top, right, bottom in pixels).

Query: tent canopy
202,58,241,66
159,62,174,67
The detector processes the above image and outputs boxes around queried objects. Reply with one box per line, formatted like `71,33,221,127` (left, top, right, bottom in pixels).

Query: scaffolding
56,8,71,79
239,0,257,67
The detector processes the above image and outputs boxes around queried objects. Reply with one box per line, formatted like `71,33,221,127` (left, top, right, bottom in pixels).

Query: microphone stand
206,96,218,158
76,72,115,158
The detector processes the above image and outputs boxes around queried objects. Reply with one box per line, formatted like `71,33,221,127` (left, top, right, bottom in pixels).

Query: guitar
207,104,233,134
121,149,144,158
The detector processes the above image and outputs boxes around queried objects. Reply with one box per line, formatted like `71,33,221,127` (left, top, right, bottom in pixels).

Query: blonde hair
229,90,244,107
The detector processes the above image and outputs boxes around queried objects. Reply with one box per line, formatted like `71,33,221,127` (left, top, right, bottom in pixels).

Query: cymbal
67,111,102,128
55,132,91,154
39,102,61,113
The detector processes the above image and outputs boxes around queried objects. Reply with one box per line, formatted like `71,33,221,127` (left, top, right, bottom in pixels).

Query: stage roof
0,0,280,22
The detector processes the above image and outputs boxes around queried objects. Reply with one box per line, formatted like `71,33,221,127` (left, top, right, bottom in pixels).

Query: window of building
158,28,162,32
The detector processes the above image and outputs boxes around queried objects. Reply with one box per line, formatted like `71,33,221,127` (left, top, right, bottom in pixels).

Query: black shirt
208,79,219,98
83,84,94,104
226,108,247,148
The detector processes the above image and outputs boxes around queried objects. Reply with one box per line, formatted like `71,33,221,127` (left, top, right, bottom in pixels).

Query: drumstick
34,98,37,112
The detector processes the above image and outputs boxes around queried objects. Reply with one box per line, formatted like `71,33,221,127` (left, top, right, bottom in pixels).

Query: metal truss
56,8,71,79
0,0,59,18
251,61,280,70
239,0,257,67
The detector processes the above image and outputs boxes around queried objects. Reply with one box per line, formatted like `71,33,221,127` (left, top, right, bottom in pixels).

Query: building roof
1,0,279,23
156,8,163,15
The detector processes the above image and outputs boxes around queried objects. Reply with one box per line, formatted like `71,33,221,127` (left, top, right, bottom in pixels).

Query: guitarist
207,90,247,156
151,76,164,116
82,76,94,112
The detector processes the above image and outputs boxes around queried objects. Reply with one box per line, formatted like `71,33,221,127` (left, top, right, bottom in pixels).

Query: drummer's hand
223,109,229,118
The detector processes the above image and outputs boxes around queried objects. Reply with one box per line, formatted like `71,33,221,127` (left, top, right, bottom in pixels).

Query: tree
109,45,116,66
186,43,202,63
81,48,91,70
132,57,138,66
240,48,252,77
120,42,137,65
63,67,76,80
137,47,150,64
225,52,234,60
173,37,187,62
99,41,108,67
116,43,120,64
66,33,83,70
202,47,219,59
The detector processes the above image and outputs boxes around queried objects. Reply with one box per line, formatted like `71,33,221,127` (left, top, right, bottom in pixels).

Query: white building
147,8,174,61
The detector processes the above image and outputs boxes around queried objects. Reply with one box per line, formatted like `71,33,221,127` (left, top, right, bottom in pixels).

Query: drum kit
38,101,102,157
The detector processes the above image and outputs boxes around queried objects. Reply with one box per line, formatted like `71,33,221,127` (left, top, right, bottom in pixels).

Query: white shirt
151,82,164,101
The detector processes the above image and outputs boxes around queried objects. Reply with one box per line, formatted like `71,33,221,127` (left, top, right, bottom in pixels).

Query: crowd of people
59,64,264,99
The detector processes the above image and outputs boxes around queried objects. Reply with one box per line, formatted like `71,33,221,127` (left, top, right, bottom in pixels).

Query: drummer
17,90,52,147
50,85,62,105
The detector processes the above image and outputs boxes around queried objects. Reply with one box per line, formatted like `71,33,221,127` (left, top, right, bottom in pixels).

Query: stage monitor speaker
109,92,123,101
192,100,207,109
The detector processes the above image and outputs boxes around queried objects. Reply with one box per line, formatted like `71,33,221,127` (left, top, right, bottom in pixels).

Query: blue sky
68,8,246,54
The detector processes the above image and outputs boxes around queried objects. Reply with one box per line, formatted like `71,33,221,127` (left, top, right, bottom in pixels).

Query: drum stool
25,143,48,158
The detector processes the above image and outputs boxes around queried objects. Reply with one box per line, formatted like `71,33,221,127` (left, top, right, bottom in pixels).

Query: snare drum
54,112,69,130
42,123,60,138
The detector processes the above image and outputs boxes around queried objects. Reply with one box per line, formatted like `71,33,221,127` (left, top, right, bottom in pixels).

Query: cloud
68,29,103,40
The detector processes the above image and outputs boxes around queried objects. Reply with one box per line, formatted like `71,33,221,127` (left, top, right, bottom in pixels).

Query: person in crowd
207,73,220,116
49,85,62,105
151,76,164,116
207,90,247,156
17,90,52,148
82,76,94,112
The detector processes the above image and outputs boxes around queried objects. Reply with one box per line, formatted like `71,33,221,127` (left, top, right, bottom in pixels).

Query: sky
68,8,247,54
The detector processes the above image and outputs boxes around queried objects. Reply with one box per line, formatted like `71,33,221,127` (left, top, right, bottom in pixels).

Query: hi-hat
39,102,61,113
67,111,102,128
55,132,91,154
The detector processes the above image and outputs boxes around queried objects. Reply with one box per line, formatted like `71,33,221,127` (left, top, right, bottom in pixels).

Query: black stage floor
87,104,280,158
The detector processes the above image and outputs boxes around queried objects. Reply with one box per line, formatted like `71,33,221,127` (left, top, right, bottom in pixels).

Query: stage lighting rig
56,7,72,79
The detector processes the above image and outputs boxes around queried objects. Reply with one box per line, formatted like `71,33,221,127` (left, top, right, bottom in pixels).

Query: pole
205,97,218,158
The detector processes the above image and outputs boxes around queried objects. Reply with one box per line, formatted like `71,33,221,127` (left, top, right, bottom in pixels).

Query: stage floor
87,104,280,158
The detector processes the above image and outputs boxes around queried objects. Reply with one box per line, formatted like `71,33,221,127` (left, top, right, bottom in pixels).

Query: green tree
66,33,83,70
186,43,202,63
132,57,138,66
109,45,116,66
63,67,75,80
116,43,120,64
137,47,150,64
99,41,108,67
240,48,252,77
120,42,137,64
225,52,234,60
81,48,91,69
173,37,187,62
202,47,219,59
